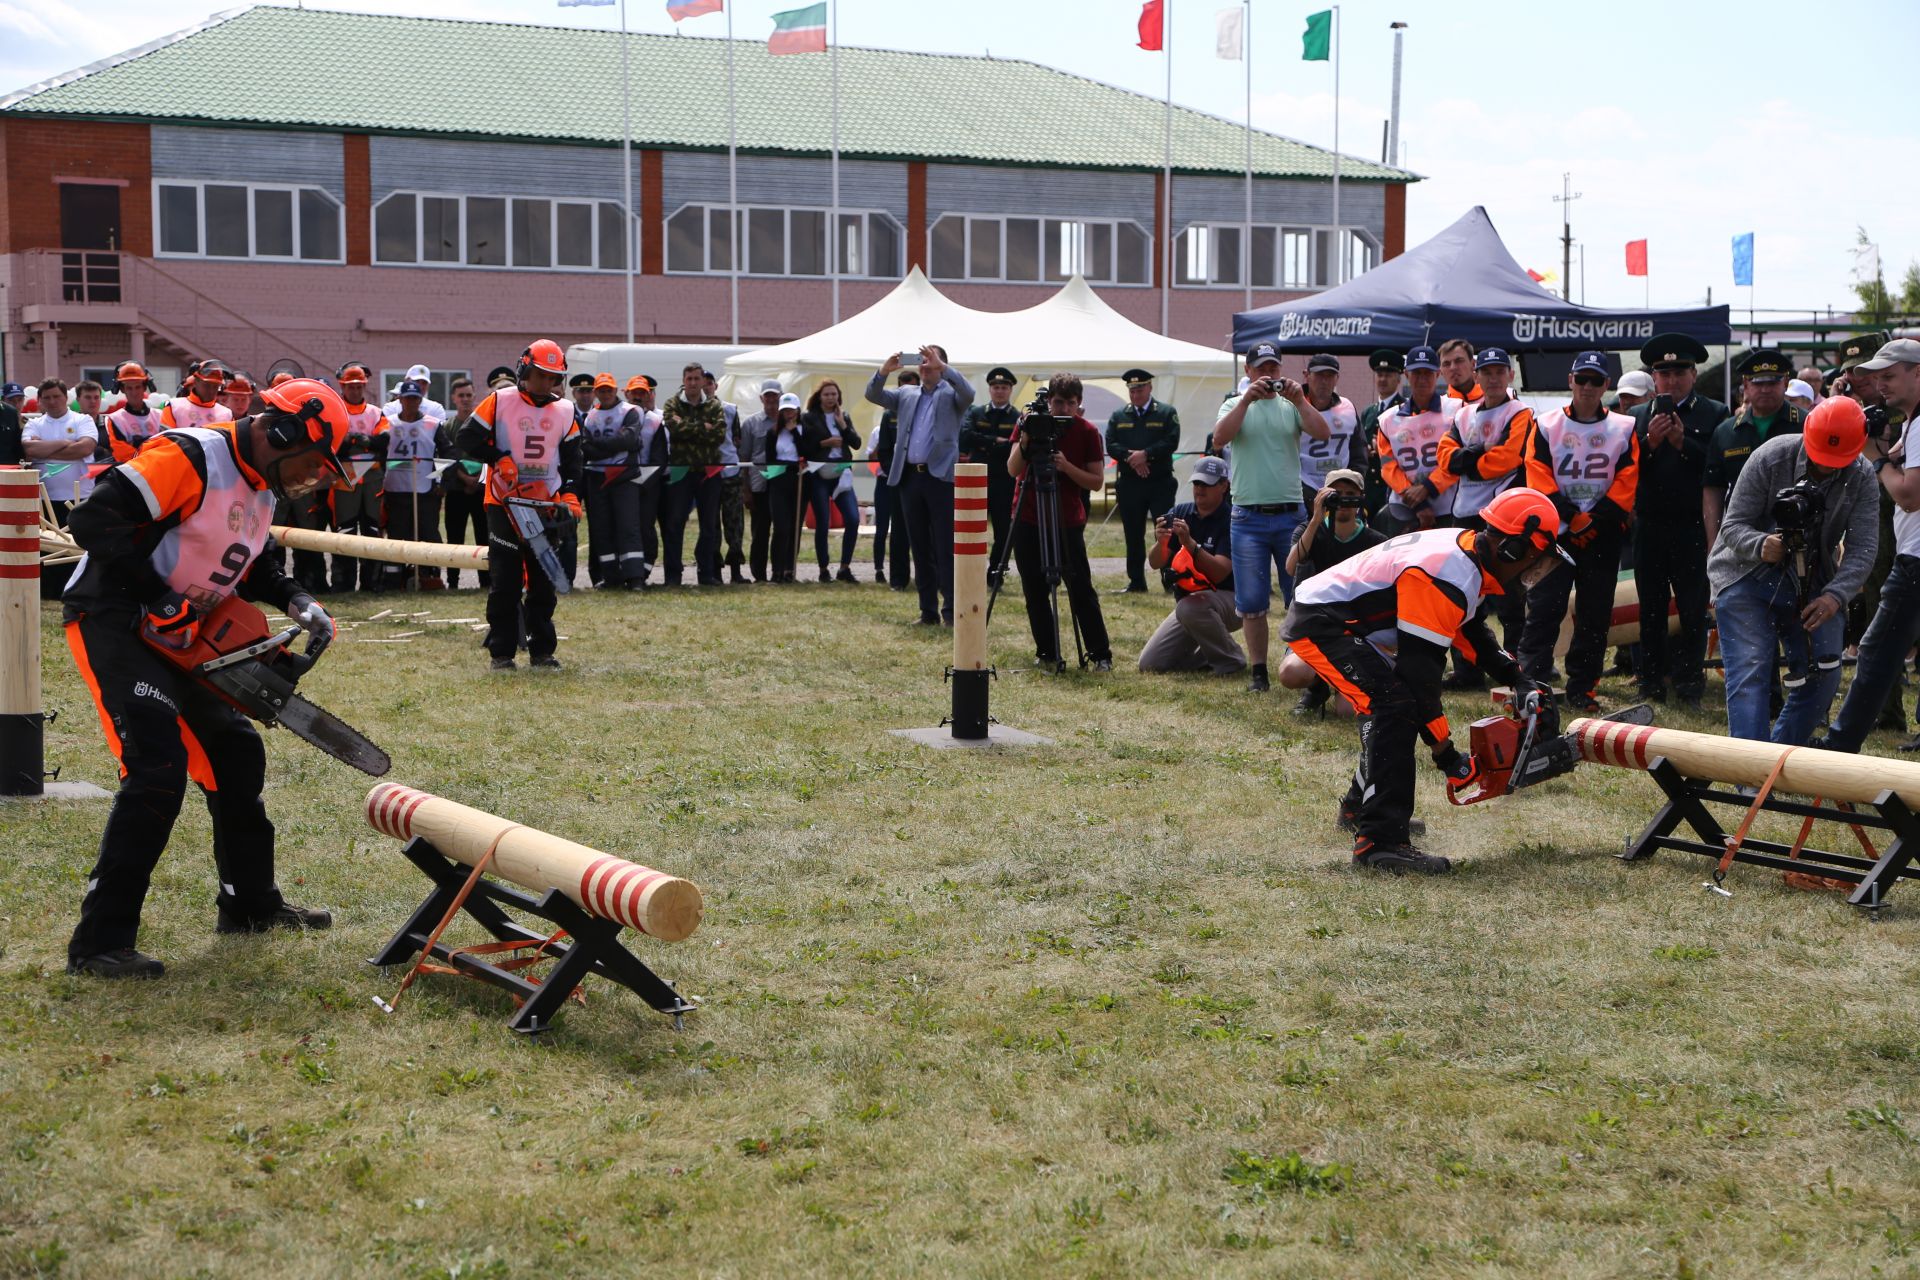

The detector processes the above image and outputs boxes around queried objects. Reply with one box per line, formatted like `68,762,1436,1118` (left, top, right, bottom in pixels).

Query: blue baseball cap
1404,345,1439,371
397,379,427,398
1474,347,1512,369
1570,351,1609,377
1,383,22,399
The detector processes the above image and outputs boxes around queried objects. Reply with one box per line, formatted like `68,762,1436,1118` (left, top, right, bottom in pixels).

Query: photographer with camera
1282,469,1383,714
1138,455,1243,675
1816,342,1920,753
1708,395,1878,744
1213,341,1332,692
1008,373,1114,672
1705,349,1804,549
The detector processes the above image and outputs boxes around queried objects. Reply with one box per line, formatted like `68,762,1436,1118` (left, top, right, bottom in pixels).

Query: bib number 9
206,541,251,588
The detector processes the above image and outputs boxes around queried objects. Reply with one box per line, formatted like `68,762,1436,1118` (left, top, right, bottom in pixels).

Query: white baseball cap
778,392,802,410
405,363,430,380
1616,370,1654,398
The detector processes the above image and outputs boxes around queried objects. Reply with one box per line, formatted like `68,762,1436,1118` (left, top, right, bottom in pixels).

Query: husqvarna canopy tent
1231,207,1730,354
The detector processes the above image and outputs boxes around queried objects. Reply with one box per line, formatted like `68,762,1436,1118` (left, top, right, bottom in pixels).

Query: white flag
1215,7,1244,59
1852,241,1881,285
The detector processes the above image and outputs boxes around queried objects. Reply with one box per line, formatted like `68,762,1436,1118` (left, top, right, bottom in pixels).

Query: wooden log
364,783,703,941
1569,717,1920,808
0,468,42,794
272,525,490,572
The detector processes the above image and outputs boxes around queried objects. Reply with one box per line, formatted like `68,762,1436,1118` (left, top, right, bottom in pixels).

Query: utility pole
1386,22,1406,169
1552,172,1580,303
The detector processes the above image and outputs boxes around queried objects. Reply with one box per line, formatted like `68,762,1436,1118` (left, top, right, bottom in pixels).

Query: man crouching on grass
1279,488,1562,875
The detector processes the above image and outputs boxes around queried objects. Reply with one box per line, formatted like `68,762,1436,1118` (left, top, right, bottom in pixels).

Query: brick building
0,5,1412,398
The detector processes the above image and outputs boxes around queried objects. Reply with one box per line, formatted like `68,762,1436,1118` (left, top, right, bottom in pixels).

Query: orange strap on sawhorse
1781,797,1877,893
1708,750,1793,894
377,824,522,1014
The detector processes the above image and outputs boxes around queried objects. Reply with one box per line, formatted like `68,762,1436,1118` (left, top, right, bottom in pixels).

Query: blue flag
1731,232,1754,287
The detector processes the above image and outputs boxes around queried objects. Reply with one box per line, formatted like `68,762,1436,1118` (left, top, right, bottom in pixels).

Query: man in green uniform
1704,348,1803,549
1355,348,1405,521
959,367,1022,589
1106,368,1183,593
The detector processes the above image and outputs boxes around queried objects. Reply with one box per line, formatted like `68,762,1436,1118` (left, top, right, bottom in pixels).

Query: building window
378,369,472,406
1176,221,1378,289
373,192,632,271
662,204,903,278
926,213,1149,285
153,181,344,263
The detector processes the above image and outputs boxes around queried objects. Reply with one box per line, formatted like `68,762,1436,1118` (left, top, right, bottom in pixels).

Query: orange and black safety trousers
485,507,559,661
1285,633,1421,849
62,610,285,960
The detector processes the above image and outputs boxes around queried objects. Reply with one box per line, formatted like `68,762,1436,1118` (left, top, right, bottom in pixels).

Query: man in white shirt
383,363,446,420
22,378,99,522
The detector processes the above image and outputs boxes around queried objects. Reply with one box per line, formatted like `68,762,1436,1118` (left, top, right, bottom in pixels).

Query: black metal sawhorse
1618,756,1920,912
368,837,696,1035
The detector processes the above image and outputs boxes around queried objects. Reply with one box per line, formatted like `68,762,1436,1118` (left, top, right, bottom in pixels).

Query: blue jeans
1230,505,1304,616
1825,555,1920,752
1716,566,1844,746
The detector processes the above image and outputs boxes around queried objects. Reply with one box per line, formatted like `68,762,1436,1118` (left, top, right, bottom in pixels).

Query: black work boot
1338,807,1424,838
1352,839,1451,875
67,948,165,979
217,902,333,935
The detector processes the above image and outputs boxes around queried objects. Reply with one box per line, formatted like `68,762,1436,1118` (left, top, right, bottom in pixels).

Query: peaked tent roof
1232,207,1729,353
0,5,1415,180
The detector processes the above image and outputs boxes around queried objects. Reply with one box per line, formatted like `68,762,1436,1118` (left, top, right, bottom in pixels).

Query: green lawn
5,578,1920,1279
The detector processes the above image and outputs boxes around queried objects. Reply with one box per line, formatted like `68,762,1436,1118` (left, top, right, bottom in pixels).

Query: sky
3,0,1915,319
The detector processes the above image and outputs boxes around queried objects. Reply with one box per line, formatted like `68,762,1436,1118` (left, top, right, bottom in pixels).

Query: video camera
1324,492,1366,511
1864,403,1894,441
1772,476,1826,608
1018,390,1065,457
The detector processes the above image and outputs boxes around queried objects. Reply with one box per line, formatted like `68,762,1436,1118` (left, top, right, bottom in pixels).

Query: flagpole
1242,0,1252,313
727,2,739,345
830,0,840,324
1331,4,1341,284
620,0,634,344
1160,0,1172,337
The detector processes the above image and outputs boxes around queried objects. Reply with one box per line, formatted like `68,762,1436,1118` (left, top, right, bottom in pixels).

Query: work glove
288,592,336,660
143,589,200,650
491,456,519,490
554,492,584,523
1565,511,1599,551
1434,742,1480,795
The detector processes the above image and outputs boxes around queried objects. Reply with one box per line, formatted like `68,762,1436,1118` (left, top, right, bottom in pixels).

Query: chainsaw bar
203,666,391,776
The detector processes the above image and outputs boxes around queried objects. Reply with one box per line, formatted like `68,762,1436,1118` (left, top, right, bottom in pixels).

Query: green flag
1301,9,1332,61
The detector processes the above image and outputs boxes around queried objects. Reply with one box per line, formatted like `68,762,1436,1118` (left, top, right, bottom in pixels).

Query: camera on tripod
1019,392,1065,458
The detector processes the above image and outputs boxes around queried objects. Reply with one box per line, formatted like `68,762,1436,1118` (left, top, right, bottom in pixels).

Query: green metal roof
0,5,1414,182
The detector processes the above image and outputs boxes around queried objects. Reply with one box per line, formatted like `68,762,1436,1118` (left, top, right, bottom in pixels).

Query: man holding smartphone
866,345,975,624
1211,341,1332,692
1627,333,1727,710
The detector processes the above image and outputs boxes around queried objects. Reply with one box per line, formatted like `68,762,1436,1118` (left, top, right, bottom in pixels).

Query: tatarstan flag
768,2,826,54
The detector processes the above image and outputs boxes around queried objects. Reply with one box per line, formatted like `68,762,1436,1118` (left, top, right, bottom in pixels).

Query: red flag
1625,239,1649,277
1526,268,1545,283
1137,0,1163,50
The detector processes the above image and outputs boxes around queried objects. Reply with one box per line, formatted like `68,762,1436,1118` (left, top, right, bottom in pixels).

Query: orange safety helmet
335,361,370,385
224,373,255,395
260,377,352,488
191,358,229,385
1480,487,1559,558
1803,396,1868,469
114,360,152,390
269,370,295,387
518,339,567,381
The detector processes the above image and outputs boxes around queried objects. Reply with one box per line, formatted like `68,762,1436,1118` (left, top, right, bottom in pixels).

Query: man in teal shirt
1212,340,1331,691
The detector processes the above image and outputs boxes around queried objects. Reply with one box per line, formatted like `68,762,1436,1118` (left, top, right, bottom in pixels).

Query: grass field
6,574,1920,1279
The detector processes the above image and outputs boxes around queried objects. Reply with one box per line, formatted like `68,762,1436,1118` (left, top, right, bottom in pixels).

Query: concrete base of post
0,779,111,802
890,724,1051,750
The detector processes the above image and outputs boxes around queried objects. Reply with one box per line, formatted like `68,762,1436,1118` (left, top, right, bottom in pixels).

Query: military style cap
1368,348,1406,374
1839,332,1892,370
1404,345,1439,371
1306,353,1341,372
1640,333,1709,369
485,366,516,386
1121,368,1155,386
986,367,1018,386
1474,347,1513,369
568,373,594,389
1736,348,1790,381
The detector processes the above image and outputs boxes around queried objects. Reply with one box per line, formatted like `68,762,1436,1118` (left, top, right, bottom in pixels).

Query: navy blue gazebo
1231,207,1730,354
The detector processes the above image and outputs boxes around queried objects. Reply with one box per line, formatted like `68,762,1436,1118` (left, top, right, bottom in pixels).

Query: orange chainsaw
146,595,390,776
1446,694,1651,806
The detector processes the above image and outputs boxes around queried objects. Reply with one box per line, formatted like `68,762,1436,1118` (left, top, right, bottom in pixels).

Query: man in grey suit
867,345,975,623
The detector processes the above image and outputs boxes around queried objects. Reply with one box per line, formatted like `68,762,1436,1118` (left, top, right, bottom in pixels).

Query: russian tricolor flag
667,0,724,19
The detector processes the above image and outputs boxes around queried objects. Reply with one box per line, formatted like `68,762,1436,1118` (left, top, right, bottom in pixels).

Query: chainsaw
146,595,391,776
1446,694,1653,806
505,497,574,595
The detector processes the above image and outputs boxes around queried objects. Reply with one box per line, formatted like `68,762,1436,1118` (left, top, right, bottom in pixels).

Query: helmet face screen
1519,543,1572,590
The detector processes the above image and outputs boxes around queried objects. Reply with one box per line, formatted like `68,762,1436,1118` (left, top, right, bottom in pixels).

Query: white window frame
662,203,904,279
371,191,633,273
151,179,345,264
378,368,472,406
1175,220,1379,290
925,212,1150,287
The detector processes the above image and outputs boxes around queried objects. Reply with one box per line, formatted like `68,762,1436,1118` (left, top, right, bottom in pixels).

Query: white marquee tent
721,270,1241,456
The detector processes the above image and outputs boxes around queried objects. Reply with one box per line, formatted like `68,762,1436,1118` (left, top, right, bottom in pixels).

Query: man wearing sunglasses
1517,352,1639,713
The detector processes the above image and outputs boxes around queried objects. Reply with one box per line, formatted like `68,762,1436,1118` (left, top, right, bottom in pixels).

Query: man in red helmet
158,359,233,431
325,362,387,592
1280,487,1565,875
57,378,350,978
455,339,583,670
102,362,163,462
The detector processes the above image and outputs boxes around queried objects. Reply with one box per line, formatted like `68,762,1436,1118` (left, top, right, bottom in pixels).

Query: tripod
986,437,1085,674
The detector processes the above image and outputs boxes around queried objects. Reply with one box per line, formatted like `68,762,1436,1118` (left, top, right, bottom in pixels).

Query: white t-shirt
23,410,99,501
383,396,446,421
1896,426,1920,557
